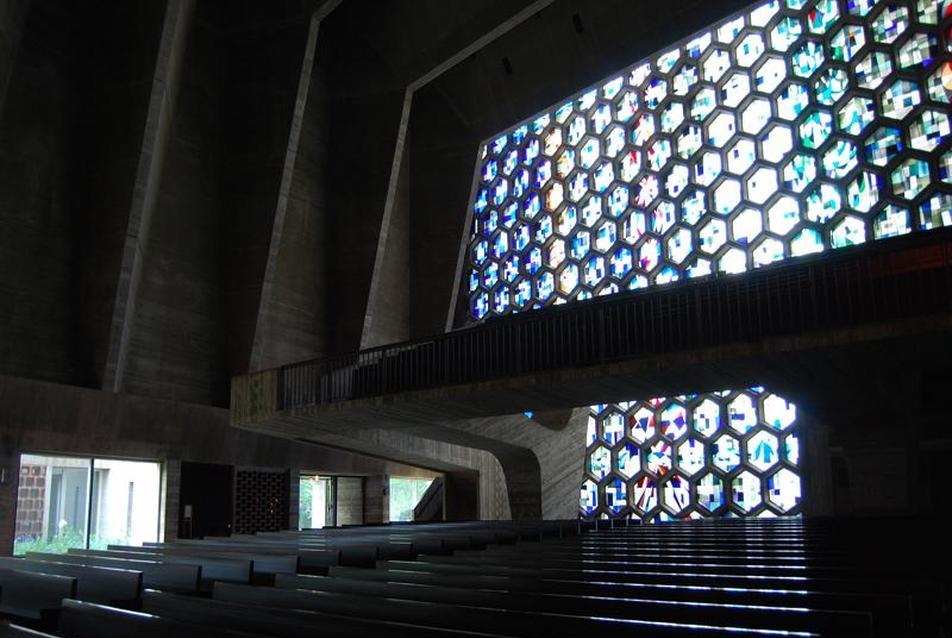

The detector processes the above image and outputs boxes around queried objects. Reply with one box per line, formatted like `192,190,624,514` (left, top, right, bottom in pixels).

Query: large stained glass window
463,0,952,321
579,388,801,521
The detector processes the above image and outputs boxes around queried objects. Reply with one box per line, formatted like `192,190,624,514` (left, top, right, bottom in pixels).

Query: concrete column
363,474,389,524
802,417,833,516
0,450,19,555
162,459,181,541
101,0,195,391
0,0,30,121
287,467,300,530
335,476,363,525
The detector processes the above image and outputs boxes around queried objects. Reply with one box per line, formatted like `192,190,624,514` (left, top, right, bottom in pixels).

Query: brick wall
15,464,46,538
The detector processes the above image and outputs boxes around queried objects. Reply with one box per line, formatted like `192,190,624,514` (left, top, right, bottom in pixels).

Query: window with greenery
14,454,162,554
389,477,434,522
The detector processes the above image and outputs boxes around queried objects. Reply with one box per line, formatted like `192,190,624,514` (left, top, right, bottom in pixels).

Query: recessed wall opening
389,477,434,522
299,474,336,529
14,454,162,555
580,388,801,521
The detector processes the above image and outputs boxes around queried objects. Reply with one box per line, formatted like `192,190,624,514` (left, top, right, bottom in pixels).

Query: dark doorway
179,462,233,539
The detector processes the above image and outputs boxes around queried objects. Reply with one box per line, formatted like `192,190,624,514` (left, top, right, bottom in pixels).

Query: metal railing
280,229,952,410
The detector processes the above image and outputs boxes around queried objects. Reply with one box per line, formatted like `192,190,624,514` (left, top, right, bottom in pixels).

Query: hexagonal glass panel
909,109,950,151
767,468,802,513
660,403,689,440
746,167,779,204
590,446,611,480
874,204,912,239
776,82,810,120
754,57,786,94
799,110,833,149
783,154,817,192
822,139,858,179
898,32,939,69
925,63,952,104
746,430,781,472
880,80,921,120
728,394,758,434
632,475,659,514
696,472,726,513
855,51,893,90
712,433,742,473
761,124,793,162
663,474,692,514
702,48,732,83
617,443,641,479
791,227,825,256
692,398,721,437
920,193,952,230
806,182,842,224
838,95,875,135
723,138,754,175
718,247,748,274
579,479,598,516
830,215,867,248
676,438,706,476
763,394,797,430
891,158,931,200
691,87,718,121
752,237,785,267
732,471,763,513
730,207,763,246
605,477,628,515
630,406,657,443
871,4,909,43
865,126,904,166
646,440,674,477
791,40,825,77
831,24,866,62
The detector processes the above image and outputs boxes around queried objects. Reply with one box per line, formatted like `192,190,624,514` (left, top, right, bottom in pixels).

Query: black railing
280,229,952,410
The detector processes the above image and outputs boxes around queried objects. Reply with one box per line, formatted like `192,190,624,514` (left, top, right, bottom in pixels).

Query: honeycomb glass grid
463,0,952,322
581,388,801,521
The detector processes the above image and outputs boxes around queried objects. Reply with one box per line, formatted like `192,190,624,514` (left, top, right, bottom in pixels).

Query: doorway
299,475,335,529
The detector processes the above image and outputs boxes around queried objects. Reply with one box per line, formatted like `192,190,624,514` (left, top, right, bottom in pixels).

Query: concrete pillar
287,467,300,530
802,417,833,516
335,476,363,525
363,474,389,524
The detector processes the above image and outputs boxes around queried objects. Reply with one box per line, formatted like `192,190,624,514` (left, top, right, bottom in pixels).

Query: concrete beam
249,0,342,373
0,0,30,120
101,0,195,392
236,313,952,430
360,0,557,349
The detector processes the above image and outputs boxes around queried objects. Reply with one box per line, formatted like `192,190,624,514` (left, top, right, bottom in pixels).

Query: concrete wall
0,375,434,554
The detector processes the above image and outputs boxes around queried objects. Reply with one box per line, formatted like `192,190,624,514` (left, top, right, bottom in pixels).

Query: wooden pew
76,549,252,586
109,545,295,580
141,589,510,638
0,568,76,625
56,599,264,638
0,558,140,607
28,552,200,594
273,572,872,636
327,563,912,635
0,623,59,637
212,581,799,638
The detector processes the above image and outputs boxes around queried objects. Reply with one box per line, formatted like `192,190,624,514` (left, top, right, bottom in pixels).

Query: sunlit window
14,454,161,554
580,388,801,521
389,477,434,522
463,0,952,322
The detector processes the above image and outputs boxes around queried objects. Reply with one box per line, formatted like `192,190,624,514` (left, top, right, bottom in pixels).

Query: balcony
233,230,952,430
